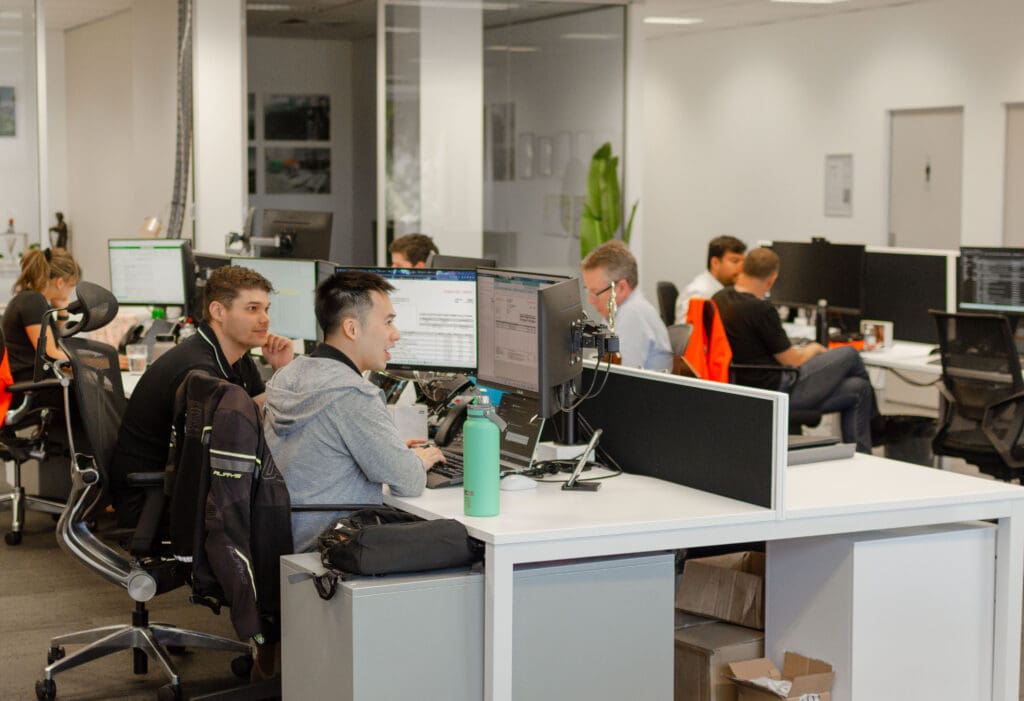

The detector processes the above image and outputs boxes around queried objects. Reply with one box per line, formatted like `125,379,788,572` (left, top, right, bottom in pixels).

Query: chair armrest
7,378,63,394
124,471,168,488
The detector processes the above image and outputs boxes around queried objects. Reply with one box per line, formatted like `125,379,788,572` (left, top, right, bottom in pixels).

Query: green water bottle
463,395,505,517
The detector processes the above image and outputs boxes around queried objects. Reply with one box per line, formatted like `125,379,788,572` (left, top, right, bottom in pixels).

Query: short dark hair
707,236,747,269
203,266,273,322
316,270,396,336
742,247,780,280
389,233,438,266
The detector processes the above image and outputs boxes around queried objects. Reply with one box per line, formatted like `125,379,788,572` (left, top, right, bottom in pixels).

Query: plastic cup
126,343,148,374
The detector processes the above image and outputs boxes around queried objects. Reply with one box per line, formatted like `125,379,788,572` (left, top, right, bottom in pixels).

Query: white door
889,107,963,249
1004,104,1024,245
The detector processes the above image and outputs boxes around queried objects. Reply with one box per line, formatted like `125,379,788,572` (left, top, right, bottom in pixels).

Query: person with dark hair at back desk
389,233,438,268
264,270,444,552
109,265,295,528
675,235,746,324
713,247,879,453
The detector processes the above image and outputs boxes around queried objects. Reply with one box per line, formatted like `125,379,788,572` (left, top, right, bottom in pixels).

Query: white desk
861,340,940,376
386,455,1024,701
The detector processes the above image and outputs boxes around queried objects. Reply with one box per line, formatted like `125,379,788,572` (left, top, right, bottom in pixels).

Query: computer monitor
231,257,319,341
862,249,953,344
958,247,1024,315
475,268,567,401
191,252,232,319
335,266,478,372
108,238,194,314
260,209,333,259
537,277,585,419
768,240,866,314
428,253,497,270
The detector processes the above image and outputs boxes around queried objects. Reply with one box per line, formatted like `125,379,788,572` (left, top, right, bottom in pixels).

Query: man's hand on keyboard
405,438,428,448
415,445,446,471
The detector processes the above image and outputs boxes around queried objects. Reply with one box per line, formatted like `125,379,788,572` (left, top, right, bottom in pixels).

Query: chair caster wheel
231,654,254,679
35,678,56,700
5,531,22,546
46,646,65,665
157,683,182,701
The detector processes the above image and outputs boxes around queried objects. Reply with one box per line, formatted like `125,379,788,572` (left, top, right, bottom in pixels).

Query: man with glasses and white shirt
581,240,673,372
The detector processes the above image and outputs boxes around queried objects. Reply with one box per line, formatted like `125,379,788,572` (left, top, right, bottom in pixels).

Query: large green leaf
580,142,639,258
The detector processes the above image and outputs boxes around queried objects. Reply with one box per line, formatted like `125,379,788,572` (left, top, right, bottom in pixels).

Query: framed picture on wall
0,87,14,137
265,147,331,194
264,94,330,141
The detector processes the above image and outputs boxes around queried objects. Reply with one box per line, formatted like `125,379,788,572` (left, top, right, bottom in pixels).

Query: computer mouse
500,474,538,491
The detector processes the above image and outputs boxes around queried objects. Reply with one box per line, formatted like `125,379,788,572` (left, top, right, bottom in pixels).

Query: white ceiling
40,0,933,37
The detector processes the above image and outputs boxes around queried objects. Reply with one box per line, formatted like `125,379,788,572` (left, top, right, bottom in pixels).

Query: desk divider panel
576,364,782,509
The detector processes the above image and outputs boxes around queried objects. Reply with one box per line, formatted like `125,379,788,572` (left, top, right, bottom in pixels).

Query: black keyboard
426,452,464,488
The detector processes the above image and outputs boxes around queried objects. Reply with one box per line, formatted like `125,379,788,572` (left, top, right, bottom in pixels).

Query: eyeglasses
587,283,613,299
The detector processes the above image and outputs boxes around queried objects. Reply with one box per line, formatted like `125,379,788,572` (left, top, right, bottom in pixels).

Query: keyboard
426,451,464,489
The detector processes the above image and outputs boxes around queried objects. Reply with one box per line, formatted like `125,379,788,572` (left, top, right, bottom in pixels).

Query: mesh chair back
63,337,126,476
932,311,1023,422
656,281,679,327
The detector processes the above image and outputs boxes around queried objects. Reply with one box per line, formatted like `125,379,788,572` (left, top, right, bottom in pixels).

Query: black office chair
931,310,1024,481
33,282,253,701
656,281,679,327
0,327,65,545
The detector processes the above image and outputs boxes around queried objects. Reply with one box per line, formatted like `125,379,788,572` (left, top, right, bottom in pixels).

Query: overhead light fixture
386,26,420,34
247,3,293,10
644,17,704,26
769,0,851,4
485,44,540,53
561,32,616,40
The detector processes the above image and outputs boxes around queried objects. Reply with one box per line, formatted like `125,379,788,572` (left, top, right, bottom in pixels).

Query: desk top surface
860,340,938,374
386,455,1024,546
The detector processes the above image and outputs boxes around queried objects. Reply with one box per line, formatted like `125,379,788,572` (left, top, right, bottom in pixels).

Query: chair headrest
61,281,120,337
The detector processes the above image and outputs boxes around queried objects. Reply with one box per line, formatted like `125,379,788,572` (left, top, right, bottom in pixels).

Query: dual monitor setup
108,239,585,422
766,240,1024,345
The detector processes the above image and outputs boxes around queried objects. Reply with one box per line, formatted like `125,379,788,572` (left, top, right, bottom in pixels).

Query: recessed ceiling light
247,3,293,11
644,17,704,26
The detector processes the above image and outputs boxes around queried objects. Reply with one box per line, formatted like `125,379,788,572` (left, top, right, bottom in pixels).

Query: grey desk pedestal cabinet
280,551,674,700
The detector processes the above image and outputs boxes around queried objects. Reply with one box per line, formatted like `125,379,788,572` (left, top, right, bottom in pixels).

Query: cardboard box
676,552,765,629
675,622,764,701
728,652,834,701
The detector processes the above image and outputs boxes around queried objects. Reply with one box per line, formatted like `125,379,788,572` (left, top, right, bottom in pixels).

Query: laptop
427,393,543,488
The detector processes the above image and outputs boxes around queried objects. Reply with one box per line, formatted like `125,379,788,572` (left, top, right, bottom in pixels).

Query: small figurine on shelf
48,211,68,248
5,217,13,234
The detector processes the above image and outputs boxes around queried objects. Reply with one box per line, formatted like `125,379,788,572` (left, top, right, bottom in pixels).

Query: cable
887,368,942,387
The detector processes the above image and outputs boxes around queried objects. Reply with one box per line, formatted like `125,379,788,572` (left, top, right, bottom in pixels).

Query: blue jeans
785,346,878,453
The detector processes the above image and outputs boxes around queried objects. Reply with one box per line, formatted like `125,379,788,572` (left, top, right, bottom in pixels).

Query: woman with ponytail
1,247,80,382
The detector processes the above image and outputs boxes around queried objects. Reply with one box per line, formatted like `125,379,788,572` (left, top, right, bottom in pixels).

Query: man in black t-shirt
713,248,878,453
109,266,295,526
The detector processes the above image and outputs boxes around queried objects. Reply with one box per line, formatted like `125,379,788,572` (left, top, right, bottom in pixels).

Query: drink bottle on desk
463,394,506,517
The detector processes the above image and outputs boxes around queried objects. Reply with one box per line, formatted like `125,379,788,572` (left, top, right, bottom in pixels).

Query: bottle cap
152,308,166,319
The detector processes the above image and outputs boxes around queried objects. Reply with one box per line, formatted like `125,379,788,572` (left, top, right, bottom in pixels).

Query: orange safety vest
683,297,732,383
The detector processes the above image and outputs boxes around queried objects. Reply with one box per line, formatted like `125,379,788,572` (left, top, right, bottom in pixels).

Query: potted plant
580,142,638,258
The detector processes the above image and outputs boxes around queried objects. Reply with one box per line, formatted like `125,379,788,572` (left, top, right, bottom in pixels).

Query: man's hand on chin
262,333,295,370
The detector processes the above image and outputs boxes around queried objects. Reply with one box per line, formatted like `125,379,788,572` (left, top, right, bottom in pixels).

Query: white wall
247,36,354,262
62,1,177,287
0,0,40,246
640,0,1024,301
45,27,66,225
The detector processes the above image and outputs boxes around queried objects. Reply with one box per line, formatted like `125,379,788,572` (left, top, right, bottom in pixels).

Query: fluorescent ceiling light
644,16,704,25
389,0,519,10
770,0,851,4
485,44,540,53
562,32,616,40
247,3,293,10
386,26,420,34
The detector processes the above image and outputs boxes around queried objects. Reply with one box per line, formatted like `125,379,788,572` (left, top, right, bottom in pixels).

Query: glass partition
383,1,626,273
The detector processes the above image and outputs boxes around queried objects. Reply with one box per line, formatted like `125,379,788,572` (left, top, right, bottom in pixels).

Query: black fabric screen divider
575,366,776,508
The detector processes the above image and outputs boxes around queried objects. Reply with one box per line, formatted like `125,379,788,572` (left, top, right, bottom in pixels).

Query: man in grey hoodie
264,269,445,552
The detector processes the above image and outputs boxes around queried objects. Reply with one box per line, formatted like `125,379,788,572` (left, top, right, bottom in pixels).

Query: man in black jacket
110,265,295,526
